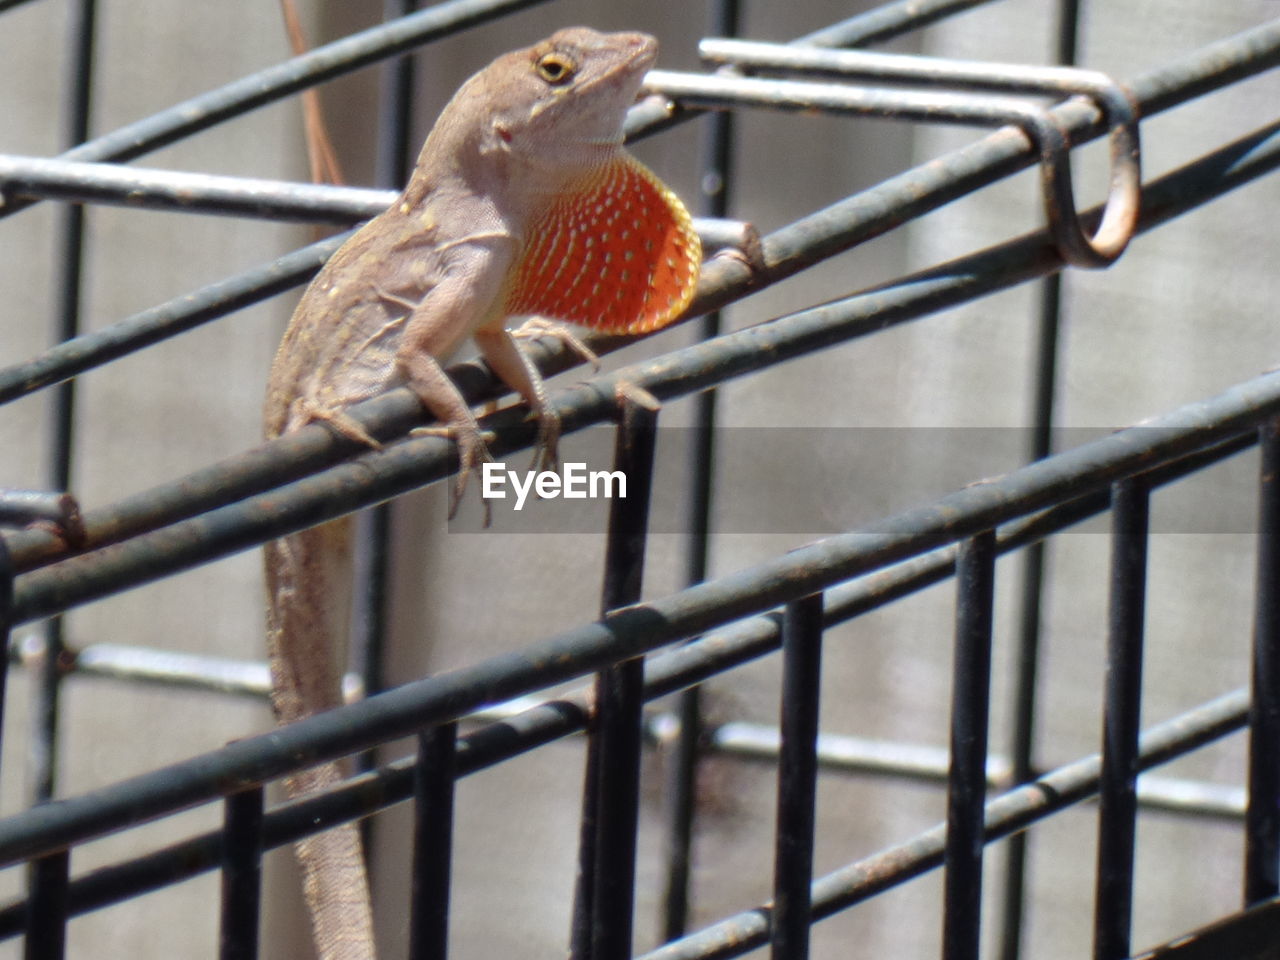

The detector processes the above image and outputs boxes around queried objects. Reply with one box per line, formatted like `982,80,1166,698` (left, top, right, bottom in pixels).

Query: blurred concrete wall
0,1,1277,958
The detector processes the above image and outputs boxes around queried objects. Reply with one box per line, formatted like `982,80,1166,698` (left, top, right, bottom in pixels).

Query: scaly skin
263,27,699,960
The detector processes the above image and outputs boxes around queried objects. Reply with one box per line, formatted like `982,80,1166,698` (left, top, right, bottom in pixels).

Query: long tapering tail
265,517,377,960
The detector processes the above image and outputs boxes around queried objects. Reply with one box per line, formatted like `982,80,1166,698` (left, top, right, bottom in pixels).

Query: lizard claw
300,399,383,450
513,318,601,371
528,406,561,475
614,379,662,413
410,423,496,525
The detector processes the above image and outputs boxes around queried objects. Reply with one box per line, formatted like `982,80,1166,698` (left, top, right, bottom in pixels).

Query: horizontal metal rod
0,0,554,221
645,60,1142,266
638,689,1250,960
643,69,1051,126
704,720,1244,821
9,635,365,702
0,492,82,542
0,153,756,251
699,38,1120,97
709,720,1008,784
5,20,1273,571
621,0,1007,138
60,642,271,699
0,155,393,224
0,0,997,235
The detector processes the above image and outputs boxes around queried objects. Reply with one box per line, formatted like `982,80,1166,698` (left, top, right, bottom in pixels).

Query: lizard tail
265,517,378,960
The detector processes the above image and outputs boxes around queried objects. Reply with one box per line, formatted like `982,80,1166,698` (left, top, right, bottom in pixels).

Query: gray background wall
0,1,1277,957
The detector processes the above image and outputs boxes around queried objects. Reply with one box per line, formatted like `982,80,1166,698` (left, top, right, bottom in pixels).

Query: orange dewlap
506,155,701,334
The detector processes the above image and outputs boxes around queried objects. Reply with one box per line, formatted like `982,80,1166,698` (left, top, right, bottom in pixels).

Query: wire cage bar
0,0,1278,958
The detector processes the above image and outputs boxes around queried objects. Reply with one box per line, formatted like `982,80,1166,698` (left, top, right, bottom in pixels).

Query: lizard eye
536,52,577,85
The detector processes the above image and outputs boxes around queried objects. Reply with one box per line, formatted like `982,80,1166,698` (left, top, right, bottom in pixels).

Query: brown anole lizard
263,28,699,960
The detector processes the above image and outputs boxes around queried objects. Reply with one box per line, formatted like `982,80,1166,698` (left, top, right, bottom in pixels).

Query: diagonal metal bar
0,428,1256,935
793,0,1002,48
637,689,1250,960
0,17,1271,424
1,343,1280,869
8,104,1280,622
2,22,1275,578
0,0,555,221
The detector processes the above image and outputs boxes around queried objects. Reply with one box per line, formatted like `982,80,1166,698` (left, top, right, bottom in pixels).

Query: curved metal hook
1020,84,1142,269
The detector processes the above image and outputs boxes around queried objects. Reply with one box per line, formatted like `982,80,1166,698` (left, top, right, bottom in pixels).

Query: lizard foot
299,399,383,449
614,379,662,413
527,405,561,476
513,318,601,371
410,423,497,525
711,221,767,278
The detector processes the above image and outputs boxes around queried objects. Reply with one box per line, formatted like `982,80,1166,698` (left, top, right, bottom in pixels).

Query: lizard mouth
597,33,656,93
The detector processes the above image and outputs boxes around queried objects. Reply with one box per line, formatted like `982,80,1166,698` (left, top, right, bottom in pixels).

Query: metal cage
1,0,1279,958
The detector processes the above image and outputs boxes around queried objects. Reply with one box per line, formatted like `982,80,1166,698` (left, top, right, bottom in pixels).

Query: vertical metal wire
361,0,422,667
410,721,459,960
572,395,659,960
1093,478,1149,960
1245,418,1280,904
999,4,1081,958
23,850,69,960
353,0,419,856
943,532,997,960
220,786,265,960
660,0,741,941
590,658,646,960
0,536,12,768
571,743,602,959
31,0,98,809
770,593,823,960
376,0,418,190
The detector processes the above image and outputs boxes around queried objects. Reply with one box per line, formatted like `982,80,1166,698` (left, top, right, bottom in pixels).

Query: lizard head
430,28,657,197
505,27,656,149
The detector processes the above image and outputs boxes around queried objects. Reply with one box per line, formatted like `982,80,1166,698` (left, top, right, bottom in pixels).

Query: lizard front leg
397,245,512,518
399,347,495,517
474,325,561,474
